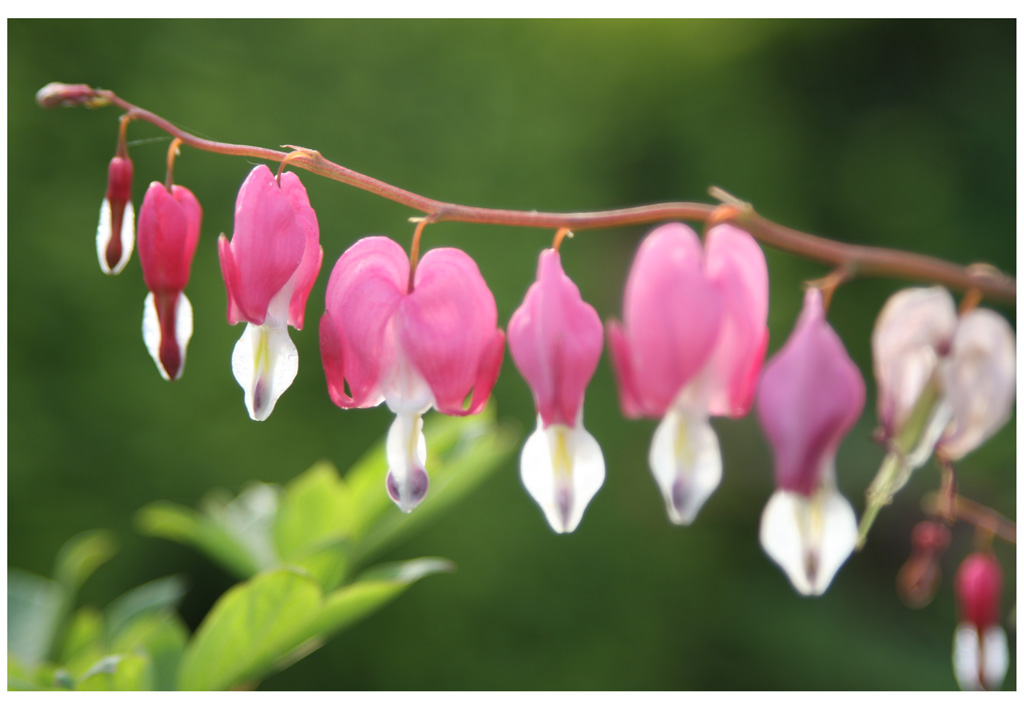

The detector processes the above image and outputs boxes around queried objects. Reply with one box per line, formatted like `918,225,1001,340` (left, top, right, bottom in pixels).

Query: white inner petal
648,407,721,525
385,412,429,513
953,623,1009,691
231,319,298,421
95,198,136,275
759,485,858,596
520,416,605,534
142,292,193,381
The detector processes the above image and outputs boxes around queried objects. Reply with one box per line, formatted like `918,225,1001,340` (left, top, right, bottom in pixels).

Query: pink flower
218,165,323,421
137,181,202,381
608,223,768,524
756,289,864,596
96,155,135,275
508,249,604,533
872,287,1015,465
953,553,1007,690
320,237,505,512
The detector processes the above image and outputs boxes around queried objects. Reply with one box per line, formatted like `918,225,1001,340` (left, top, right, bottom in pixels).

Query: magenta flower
756,289,864,595
953,552,1007,690
96,155,135,275
608,223,768,524
218,165,323,421
137,181,202,381
320,237,505,512
508,249,604,533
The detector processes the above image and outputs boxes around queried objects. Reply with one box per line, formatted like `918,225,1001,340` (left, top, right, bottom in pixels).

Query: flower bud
952,553,1007,691
96,155,135,275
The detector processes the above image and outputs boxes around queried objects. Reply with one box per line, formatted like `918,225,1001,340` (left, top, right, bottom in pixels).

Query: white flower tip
953,623,1008,691
649,409,721,526
386,413,430,512
520,420,605,534
386,468,429,513
142,291,193,381
759,486,857,596
231,322,299,421
96,197,135,275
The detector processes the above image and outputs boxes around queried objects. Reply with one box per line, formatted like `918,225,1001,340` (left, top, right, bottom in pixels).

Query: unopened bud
36,82,103,109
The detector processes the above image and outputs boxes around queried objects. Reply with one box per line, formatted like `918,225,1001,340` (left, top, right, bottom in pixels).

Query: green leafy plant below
7,409,516,691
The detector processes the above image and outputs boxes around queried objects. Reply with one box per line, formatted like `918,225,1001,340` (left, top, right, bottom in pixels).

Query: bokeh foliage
8,19,1015,689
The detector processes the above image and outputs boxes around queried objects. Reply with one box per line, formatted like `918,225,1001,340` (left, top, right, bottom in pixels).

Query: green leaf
7,568,66,665
177,569,323,691
52,529,117,596
136,501,260,578
353,412,517,563
273,460,354,563
179,558,451,690
59,607,104,667
110,611,188,691
290,540,351,592
104,575,187,643
200,483,281,571
310,557,454,640
76,653,152,691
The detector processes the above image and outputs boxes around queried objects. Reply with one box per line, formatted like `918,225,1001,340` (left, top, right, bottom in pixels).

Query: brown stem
41,84,1016,303
922,491,1016,545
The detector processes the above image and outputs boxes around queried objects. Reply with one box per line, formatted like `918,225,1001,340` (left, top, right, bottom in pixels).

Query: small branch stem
922,491,1016,545
165,137,183,190
42,84,1016,303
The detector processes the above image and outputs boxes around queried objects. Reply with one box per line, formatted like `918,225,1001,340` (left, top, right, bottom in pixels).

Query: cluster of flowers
99,146,1014,688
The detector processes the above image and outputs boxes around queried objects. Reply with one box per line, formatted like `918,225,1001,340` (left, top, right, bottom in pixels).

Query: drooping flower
96,154,135,275
872,287,1015,463
757,288,864,596
137,181,202,381
608,223,768,524
953,552,1007,691
508,249,604,533
320,237,505,512
218,165,323,421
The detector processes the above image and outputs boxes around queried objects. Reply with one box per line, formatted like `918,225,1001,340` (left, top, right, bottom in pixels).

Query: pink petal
508,249,603,427
220,164,306,325
400,247,504,416
956,553,1003,630
320,237,409,408
279,171,323,330
703,225,770,418
607,319,644,419
756,289,865,495
618,223,723,416
137,182,202,294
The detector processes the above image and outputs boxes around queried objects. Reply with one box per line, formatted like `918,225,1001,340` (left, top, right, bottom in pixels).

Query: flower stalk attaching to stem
37,83,1015,303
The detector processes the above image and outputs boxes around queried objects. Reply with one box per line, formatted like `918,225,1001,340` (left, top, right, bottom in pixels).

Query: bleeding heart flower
757,288,864,596
96,155,135,275
872,287,1015,465
608,223,768,524
137,181,201,381
320,236,505,512
509,249,604,533
953,552,1007,691
218,165,323,421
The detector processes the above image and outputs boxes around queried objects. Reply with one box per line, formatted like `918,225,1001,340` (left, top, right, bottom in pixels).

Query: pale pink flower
872,287,1015,464
757,289,864,596
509,249,604,533
953,553,1007,691
320,237,505,512
137,181,201,381
608,223,768,524
218,165,323,421
96,155,135,275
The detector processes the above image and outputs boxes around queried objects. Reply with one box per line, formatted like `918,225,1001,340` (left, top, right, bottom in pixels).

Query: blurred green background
8,19,1015,690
